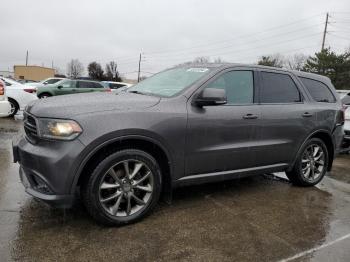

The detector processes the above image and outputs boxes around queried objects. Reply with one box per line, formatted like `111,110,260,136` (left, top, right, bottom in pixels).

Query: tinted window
45,79,61,84
260,72,301,103
110,83,126,89
206,71,254,104
300,77,335,103
78,81,94,88
92,82,103,88
61,80,73,88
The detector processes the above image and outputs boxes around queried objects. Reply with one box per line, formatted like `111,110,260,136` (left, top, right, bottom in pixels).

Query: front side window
260,72,301,103
45,79,61,84
128,67,212,97
300,77,335,103
206,70,254,104
60,80,73,88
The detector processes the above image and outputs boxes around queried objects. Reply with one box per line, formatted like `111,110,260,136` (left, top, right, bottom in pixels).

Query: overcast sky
1,0,349,79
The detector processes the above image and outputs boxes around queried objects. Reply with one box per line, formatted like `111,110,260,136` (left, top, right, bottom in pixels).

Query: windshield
128,67,211,97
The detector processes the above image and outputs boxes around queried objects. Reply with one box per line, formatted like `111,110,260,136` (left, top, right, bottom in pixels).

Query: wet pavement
1,117,350,262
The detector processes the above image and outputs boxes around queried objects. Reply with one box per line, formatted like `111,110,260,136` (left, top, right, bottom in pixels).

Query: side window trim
257,70,304,105
200,68,257,106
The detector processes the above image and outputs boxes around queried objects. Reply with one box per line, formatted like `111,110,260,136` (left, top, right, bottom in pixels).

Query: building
0,70,14,78
14,65,55,81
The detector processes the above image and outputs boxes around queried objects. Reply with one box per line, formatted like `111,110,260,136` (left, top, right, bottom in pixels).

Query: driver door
185,69,260,176
55,80,76,95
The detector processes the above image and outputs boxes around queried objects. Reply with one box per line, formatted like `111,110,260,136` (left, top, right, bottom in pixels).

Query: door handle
302,112,313,117
243,114,258,119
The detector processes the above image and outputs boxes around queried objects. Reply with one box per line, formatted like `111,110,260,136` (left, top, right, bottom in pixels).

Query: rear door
253,70,317,167
185,68,261,175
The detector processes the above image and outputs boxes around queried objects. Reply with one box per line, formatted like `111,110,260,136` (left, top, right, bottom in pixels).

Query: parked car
0,79,11,117
25,77,64,87
18,79,38,84
13,64,344,225
36,79,111,98
337,90,350,150
0,77,37,117
102,81,133,92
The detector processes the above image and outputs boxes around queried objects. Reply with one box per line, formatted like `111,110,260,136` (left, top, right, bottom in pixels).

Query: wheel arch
72,135,173,199
290,129,334,172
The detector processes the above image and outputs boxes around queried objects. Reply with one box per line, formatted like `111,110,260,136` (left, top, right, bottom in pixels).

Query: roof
14,65,55,70
174,62,331,83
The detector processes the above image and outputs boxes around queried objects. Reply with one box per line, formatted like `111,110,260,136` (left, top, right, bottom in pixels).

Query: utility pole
25,50,28,66
137,53,142,82
321,12,329,51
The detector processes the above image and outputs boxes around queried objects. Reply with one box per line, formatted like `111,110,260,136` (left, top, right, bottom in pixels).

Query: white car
25,77,65,87
0,79,11,117
0,77,38,117
337,90,350,150
102,81,133,92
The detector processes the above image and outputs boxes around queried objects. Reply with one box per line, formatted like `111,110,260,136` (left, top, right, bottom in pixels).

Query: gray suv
13,64,345,225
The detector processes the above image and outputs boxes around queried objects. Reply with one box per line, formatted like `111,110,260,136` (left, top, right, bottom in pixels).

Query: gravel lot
1,117,350,262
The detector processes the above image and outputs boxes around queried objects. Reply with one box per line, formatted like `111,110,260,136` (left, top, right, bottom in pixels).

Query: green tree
88,62,104,80
303,48,350,90
257,54,284,68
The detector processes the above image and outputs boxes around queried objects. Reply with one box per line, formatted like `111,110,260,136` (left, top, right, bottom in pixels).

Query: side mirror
194,88,227,107
57,85,63,89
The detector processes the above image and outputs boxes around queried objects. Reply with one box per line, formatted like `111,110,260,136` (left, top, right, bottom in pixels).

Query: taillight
104,88,112,92
23,88,36,93
0,84,4,95
340,105,346,123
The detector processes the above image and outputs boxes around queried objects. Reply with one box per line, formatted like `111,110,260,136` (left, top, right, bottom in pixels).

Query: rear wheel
8,98,19,117
81,149,162,226
38,93,52,99
286,138,328,186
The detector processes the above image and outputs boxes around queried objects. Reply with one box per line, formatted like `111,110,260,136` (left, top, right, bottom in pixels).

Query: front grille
23,112,38,142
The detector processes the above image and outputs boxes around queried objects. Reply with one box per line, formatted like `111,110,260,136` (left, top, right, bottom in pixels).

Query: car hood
27,91,161,118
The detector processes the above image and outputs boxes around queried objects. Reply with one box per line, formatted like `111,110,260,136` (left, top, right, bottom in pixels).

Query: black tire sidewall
85,149,162,225
38,93,51,99
295,138,329,186
8,98,19,117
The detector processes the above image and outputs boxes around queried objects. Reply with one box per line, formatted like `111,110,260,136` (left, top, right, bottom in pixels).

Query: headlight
37,118,82,140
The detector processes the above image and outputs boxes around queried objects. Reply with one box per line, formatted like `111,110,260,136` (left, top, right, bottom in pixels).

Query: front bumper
0,100,11,117
13,135,85,208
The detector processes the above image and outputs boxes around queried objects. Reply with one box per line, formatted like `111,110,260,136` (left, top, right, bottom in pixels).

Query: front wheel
38,93,52,99
286,138,328,186
81,149,162,226
8,98,19,117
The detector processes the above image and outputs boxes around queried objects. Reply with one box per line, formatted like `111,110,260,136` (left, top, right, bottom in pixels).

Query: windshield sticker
187,68,209,73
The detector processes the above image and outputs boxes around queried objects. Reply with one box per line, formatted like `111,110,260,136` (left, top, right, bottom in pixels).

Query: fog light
31,175,53,194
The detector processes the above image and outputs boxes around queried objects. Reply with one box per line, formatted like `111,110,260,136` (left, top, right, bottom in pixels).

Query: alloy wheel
301,144,325,182
98,159,154,217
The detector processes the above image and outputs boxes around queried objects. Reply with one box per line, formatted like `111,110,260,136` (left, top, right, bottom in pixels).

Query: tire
81,149,162,226
286,138,328,187
38,93,52,99
8,98,19,117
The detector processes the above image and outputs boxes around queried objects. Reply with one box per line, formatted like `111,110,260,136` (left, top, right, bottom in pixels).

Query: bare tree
285,54,307,71
67,59,84,78
105,61,121,81
193,56,210,64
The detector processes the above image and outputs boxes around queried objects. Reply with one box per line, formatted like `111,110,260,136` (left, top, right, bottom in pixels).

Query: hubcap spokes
301,145,325,182
10,102,15,114
99,160,153,217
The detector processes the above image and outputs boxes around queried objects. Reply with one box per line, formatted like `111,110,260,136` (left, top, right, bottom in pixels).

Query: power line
148,24,324,59
147,32,322,63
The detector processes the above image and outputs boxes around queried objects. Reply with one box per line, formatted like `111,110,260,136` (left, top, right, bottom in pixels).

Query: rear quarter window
299,77,336,103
